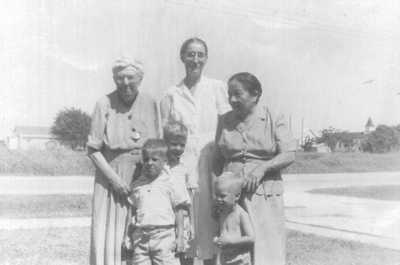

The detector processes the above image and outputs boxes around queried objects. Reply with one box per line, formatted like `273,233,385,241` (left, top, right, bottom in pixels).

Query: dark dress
216,106,296,265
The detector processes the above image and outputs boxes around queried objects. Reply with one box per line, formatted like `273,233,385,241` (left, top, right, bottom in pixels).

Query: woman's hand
88,150,132,198
111,179,131,197
213,235,234,248
243,166,265,194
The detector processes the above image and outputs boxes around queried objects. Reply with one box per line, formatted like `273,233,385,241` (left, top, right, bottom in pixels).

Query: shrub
51,108,91,150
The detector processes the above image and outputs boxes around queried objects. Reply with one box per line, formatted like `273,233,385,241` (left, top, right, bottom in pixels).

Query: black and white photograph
0,1,399,265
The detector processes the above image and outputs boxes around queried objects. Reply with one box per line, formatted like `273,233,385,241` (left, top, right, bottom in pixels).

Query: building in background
6,126,57,150
365,117,375,133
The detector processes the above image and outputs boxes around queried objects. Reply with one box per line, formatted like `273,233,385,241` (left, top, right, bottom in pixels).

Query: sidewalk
285,193,400,250
284,171,400,251
0,176,93,194
0,217,90,230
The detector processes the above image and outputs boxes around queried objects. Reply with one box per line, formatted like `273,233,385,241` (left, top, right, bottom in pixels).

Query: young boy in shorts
126,139,190,265
213,172,254,265
163,122,197,265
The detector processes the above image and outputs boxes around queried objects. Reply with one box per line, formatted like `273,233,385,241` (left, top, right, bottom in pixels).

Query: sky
1,0,400,139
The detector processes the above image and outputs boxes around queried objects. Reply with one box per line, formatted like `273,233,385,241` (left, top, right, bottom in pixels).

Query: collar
175,79,198,107
254,105,268,121
150,166,171,183
176,75,208,96
237,105,267,121
177,75,205,89
166,160,185,171
134,166,171,187
233,105,268,133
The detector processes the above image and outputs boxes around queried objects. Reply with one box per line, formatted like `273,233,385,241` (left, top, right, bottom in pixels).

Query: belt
102,146,142,154
134,224,175,230
228,154,274,163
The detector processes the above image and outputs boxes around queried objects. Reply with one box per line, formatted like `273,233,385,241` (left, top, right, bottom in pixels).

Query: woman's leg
90,177,110,265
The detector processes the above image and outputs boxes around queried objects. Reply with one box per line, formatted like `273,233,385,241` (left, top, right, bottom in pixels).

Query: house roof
14,126,52,136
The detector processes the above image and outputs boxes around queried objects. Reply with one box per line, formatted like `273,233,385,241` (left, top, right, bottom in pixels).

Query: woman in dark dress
215,72,296,265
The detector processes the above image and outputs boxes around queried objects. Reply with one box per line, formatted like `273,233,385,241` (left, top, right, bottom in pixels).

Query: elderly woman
214,72,296,265
87,58,159,265
160,37,230,265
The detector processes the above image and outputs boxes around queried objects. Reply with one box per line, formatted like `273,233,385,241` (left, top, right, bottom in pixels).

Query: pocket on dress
255,180,284,199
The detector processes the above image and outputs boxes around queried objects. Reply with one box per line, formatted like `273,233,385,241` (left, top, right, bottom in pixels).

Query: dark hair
180,37,208,60
228,72,262,101
163,121,188,142
142,139,168,156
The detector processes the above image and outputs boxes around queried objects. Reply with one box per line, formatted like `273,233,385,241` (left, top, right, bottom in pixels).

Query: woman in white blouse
160,37,230,265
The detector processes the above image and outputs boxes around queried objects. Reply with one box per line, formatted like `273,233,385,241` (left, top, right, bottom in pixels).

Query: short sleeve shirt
169,162,198,190
217,106,297,160
130,167,191,227
87,90,159,151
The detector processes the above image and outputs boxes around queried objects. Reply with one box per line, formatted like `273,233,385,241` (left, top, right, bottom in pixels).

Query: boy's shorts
129,226,179,265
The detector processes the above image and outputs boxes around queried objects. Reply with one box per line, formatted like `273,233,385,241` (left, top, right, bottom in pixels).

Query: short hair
142,139,168,157
112,57,144,78
163,121,188,142
228,72,262,101
180,37,208,60
215,172,243,196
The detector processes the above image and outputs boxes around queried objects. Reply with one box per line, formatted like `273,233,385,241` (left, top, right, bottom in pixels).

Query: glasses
184,51,207,59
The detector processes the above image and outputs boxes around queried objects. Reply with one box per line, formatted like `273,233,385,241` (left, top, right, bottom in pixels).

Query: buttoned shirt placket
235,113,261,180
180,83,200,156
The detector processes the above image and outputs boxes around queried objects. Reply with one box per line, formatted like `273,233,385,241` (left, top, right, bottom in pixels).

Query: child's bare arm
215,211,254,248
175,207,187,253
237,210,255,246
123,205,137,250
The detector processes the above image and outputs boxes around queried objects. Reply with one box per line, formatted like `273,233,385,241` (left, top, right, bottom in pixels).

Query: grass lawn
0,227,89,265
1,146,400,176
287,230,400,265
308,185,400,201
0,195,91,218
0,146,94,176
0,228,399,265
286,151,400,174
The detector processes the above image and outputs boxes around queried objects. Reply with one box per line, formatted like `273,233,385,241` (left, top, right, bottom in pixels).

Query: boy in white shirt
163,122,197,265
127,139,190,265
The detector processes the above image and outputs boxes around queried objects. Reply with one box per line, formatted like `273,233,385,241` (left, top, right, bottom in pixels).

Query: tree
316,127,365,152
316,127,340,152
51,108,91,150
301,136,316,152
364,125,400,153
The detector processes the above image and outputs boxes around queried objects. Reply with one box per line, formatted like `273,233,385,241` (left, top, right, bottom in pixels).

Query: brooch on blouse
131,128,141,142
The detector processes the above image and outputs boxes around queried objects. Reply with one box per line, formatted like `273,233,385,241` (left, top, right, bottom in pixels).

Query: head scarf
112,57,144,78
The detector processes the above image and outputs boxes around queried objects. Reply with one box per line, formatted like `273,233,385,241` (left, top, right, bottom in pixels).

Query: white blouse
160,76,230,146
